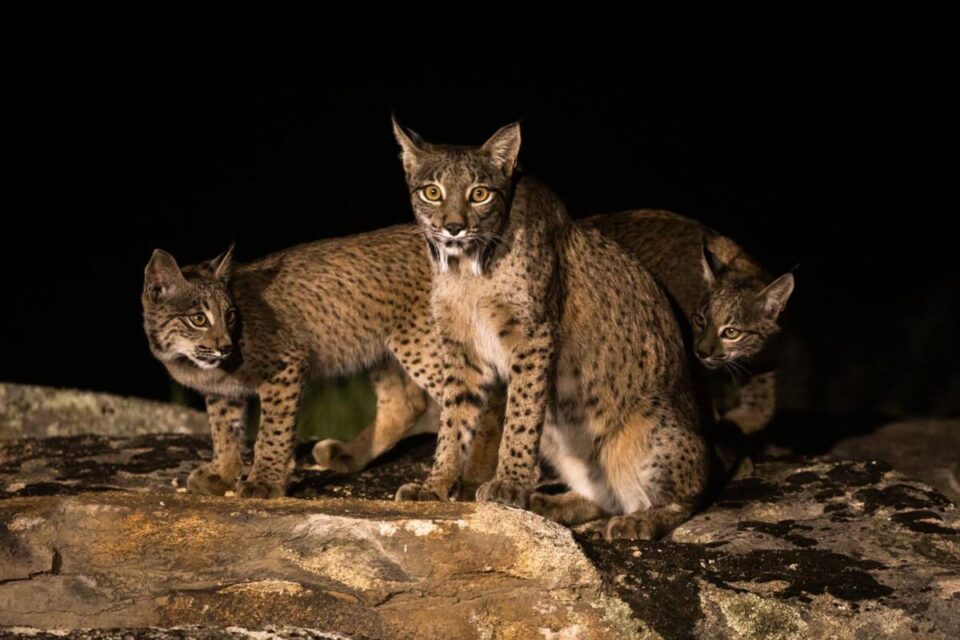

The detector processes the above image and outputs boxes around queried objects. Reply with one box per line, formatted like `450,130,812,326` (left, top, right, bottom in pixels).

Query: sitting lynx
314,211,793,474
390,120,708,539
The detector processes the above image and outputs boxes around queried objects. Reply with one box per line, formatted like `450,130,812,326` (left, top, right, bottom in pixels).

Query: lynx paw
186,464,238,496
236,478,287,499
395,482,444,502
605,514,656,541
312,439,360,473
476,479,530,509
529,492,560,520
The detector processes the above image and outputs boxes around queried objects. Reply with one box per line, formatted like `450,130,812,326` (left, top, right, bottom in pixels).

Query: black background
3,47,956,417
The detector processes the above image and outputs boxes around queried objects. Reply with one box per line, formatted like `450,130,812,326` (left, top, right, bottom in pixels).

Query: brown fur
143,227,447,497
143,208,781,505
583,209,794,433
390,121,708,539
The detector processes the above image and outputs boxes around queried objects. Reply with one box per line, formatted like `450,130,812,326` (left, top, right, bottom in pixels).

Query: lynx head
392,118,521,274
142,246,239,370
692,239,795,369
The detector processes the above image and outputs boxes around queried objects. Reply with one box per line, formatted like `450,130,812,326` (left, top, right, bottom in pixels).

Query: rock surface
828,418,960,504
0,493,637,639
0,383,207,440
1,433,958,639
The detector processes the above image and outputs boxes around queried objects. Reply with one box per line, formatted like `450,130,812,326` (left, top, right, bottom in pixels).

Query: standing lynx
391,120,708,540
142,229,462,498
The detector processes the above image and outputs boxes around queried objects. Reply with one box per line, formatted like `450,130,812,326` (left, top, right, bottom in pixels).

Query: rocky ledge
1,434,958,639
0,383,207,440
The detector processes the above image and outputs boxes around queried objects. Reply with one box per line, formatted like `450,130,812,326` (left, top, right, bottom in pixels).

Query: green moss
173,373,376,443
718,592,805,640
296,374,376,441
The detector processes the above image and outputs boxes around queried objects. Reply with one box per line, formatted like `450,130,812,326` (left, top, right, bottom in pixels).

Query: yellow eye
189,313,208,327
421,185,443,202
225,309,238,325
469,186,490,203
721,327,741,340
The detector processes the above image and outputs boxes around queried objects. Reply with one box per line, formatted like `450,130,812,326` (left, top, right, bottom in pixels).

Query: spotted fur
391,121,708,540
583,209,794,433
142,228,458,498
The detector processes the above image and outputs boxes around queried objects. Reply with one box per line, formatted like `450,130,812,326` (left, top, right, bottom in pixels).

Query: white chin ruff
191,358,220,370
438,244,483,275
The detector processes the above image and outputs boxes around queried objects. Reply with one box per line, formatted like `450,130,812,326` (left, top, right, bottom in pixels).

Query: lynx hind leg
723,371,777,435
602,408,708,540
605,501,697,540
313,359,430,473
530,490,605,526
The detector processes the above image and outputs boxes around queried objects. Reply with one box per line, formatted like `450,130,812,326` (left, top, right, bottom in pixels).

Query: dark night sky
3,48,956,416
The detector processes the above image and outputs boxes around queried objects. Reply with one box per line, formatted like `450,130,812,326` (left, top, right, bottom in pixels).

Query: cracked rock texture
0,492,639,639
0,388,957,638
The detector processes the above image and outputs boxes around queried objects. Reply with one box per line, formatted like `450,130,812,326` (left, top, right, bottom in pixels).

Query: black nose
218,344,233,357
444,222,465,236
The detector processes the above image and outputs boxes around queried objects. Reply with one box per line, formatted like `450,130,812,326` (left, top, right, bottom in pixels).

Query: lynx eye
420,185,443,203
225,309,238,325
693,313,706,328
469,186,491,204
721,327,742,340
188,312,208,328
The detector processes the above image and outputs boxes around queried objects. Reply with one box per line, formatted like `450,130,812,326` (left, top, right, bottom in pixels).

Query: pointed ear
204,244,235,280
144,249,186,302
481,122,521,174
758,273,795,319
392,116,426,174
701,239,727,285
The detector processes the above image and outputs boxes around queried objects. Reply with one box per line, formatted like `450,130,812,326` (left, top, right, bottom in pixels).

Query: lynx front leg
724,371,777,434
237,363,305,499
313,359,429,473
396,339,495,502
476,324,554,509
187,395,246,496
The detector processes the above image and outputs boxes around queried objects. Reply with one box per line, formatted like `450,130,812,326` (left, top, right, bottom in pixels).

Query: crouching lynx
583,210,795,434
391,120,708,540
